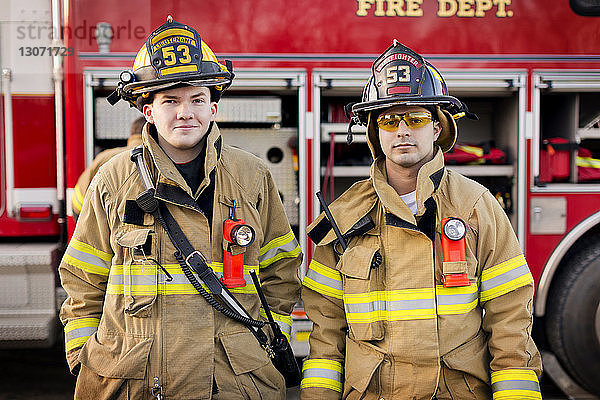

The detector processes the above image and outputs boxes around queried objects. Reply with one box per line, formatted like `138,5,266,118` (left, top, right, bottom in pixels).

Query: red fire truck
1,0,599,396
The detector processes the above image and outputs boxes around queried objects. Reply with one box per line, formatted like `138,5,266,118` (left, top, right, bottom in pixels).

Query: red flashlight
222,201,255,288
441,217,470,287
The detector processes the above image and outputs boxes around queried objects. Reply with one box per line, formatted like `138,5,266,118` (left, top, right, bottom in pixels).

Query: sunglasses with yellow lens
377,111,433,131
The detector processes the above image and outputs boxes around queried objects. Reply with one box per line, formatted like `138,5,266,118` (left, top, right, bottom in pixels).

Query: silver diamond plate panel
95,97,142,139
216,97,282,123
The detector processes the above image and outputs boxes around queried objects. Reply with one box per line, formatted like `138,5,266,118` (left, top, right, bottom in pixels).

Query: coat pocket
343,336,384,399
339,245,384,341
219,331,285,399
79,331,153,380
116,228,157,317
441,329,491,384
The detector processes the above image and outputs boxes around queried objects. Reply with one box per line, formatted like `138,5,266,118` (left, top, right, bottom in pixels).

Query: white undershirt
400,190,417,215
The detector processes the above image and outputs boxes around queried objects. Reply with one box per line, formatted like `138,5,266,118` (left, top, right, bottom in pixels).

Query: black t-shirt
174,141,206,195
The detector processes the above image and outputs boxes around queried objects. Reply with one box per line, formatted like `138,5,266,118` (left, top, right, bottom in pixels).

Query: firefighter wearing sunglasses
301,41,541,399
58,17,301,399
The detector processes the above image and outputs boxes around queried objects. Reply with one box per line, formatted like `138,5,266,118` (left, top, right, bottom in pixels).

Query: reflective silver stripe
303,262,343,299
301,359,344,392
258,237,300,264
107,264,258,295
65,326,97,343
64,242,111,275
436,283,479,314
344,298,435,313
492,379,541,392
480,264,530,293
437,291,477,306
108,269,253,286
302,366,343,382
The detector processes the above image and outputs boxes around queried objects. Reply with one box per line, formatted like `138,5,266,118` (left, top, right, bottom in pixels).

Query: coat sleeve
300,243,346,400
59,174,114,373
256,168,302,339
473,191,542,400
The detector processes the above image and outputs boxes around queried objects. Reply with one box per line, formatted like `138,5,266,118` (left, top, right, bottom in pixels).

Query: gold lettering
493,0,512,17
406,0,423,16
386,0,406,16
437,0,457,17
356,0,375,16
474,0,492,16
457,0,475,17
375,0,386,16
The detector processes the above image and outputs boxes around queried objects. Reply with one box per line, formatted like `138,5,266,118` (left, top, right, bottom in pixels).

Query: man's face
143,86,217,159
377,105,441,170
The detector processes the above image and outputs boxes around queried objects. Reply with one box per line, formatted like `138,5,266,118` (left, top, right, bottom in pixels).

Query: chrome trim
52,0,64,204
2,68,15,217
535,211,600,316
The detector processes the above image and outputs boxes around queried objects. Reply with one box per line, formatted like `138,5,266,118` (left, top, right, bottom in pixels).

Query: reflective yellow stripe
577,156,600,168
259,231,301,268
106,263,259,295
436,283,479,315
72,184,84,213
302,260,343,299
301,359,343,392
70,239,112,261
491,369,541,400
64,239,112,276
480,254,533,302
260,309,292,340
344,288,436,322
259,231,295,255
160,65,199,76
64,317,99,351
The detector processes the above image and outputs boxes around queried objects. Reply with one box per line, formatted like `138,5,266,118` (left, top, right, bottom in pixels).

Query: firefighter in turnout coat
59,17,302,399
300,42,542,399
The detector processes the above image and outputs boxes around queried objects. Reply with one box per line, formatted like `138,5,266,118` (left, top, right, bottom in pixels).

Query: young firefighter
59,17,302,399
72,117,145,220
301,42,542,399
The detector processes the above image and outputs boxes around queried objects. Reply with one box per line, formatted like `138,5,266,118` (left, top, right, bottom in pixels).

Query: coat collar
371,147,445,223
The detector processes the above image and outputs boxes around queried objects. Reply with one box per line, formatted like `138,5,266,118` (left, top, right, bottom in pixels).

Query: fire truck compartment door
530,197,567,235
0,242,60,345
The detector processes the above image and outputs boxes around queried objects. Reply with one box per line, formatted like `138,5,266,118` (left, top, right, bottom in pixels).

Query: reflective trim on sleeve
343,288,436,322
301,359,343,393
106,263,259,295
258,230,302,268
260,309,292,340
302,259,343,299
491,369,541,400
64,317,100,351
72,184,84,214
63,239,112,276
436,283,479,315
479,254,533,302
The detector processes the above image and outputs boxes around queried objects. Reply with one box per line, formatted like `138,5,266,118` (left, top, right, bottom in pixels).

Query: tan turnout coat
72,134,143,219
300,147,542,399
60,123,302,399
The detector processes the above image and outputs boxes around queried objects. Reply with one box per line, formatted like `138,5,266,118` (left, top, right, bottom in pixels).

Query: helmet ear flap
435,107,458,153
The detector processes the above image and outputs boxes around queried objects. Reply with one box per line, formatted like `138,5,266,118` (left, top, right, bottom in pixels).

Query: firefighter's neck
384,155,431,196
157,135,207,164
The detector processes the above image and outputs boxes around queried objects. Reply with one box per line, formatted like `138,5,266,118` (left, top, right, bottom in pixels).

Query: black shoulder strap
129,147,269,344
